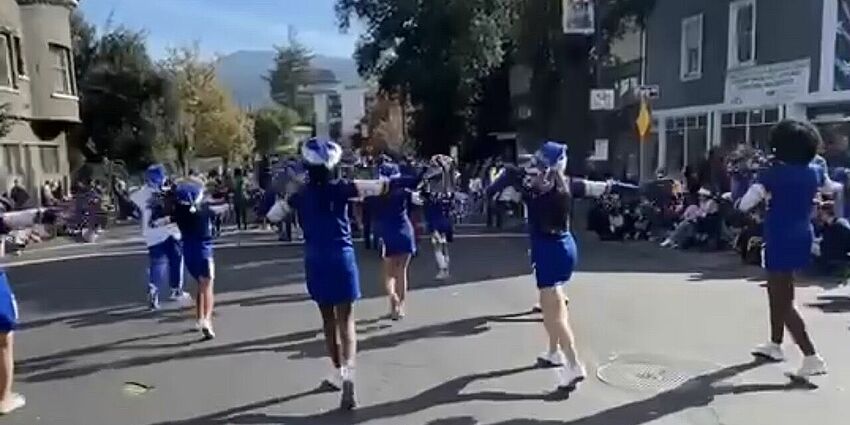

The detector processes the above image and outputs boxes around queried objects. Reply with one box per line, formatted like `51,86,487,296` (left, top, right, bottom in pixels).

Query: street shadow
18,311,528,383
18,292,312,331
151,365,549,425
489,360,814,425
806,295,850,313
149,360,813,425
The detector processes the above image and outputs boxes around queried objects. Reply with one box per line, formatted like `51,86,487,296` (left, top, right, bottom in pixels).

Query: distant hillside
215,50,363,109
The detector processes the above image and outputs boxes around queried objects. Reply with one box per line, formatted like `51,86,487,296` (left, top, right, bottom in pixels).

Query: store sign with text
724,59,811,107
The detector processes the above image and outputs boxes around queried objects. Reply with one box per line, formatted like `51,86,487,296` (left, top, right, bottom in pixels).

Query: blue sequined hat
175,179,205,213
301,138,343,169
145,164,167,188
378,162,401,180
535,141,568,172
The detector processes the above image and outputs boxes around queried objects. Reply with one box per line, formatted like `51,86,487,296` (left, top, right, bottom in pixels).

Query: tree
335,0,520,157
266,30,314,121
70,13,169,171
515,0,656,172
160,46,254,171
253,106,300,155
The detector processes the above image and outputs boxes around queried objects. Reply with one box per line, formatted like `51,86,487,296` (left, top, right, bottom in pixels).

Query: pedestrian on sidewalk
738,119,828,378
267,138,397,410
486,141,635,392
231,168,249,231
0,270,24,414
130,164,192,311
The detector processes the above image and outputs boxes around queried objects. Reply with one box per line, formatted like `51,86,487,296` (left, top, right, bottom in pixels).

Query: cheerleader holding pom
486,141,637,391
738,120,828,379
417,154,459,280
266,138,415,410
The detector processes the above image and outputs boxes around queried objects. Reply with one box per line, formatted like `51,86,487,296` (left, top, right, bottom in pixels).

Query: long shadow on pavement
18,311,532,383
155,360,811,425
806,295,850,313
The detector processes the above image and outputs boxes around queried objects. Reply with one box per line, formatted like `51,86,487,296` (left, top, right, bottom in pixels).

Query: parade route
4,230,850,425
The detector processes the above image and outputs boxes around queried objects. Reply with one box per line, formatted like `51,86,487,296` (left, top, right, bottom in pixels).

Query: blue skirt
0,272,18,332
530,233,578,288
764,232,813,272
304,247,361,306
381,223,417,257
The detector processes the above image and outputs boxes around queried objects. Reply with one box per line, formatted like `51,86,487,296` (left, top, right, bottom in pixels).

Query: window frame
12,36,26,80
680,14,704,82
48,43,76,97
0,33,14,90
728,0,757,69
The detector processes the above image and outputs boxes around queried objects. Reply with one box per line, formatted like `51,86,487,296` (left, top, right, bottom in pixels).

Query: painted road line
1,233,526,268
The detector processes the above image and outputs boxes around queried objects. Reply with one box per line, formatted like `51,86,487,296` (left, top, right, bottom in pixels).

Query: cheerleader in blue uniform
373,161,418,320
266,138,400,410
419,155,458,280
129,165,191,310
171,178,218,340
738,120,827,379
486,141,628,390
0,270,23,415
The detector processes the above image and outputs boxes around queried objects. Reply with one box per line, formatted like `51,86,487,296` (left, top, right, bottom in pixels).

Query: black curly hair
769,119,821,165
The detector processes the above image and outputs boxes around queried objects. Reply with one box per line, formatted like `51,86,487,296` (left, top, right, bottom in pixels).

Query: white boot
793,355,827,378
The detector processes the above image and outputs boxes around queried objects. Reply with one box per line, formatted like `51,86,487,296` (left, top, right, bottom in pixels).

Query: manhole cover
597,353,719,394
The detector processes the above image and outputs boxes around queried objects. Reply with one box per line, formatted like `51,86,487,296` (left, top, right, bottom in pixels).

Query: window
39,146,60,174
12,36,25,78
720,107,779,151
0,34,12,89
680,14,703,81
49,44,75,96
729,0,756,68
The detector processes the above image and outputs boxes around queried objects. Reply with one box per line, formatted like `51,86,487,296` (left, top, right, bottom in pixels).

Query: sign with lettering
724,59,811,106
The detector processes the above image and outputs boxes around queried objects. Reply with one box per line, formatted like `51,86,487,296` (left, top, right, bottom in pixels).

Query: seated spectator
41,181,57,207
735,209,764,265
813,201,850,275
9,181,29,210
661,203,701,249
695,188,723,249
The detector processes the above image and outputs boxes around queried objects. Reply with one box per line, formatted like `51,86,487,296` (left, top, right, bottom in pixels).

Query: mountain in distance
215,50,364,109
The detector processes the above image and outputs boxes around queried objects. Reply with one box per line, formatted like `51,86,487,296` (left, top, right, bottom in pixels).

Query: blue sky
78,0,359,58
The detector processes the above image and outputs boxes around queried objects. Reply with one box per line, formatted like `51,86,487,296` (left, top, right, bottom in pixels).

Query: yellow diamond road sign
636,99,652,140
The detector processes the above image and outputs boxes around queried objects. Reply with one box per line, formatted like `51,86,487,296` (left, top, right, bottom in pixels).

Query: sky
78,0,360,59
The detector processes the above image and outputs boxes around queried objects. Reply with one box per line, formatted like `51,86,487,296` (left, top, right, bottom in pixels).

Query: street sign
636,98,652,140
562,0,595,35
590,89,616,111
638,85,660,99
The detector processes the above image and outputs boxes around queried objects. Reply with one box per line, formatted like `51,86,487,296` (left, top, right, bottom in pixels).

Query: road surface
3,225,850,425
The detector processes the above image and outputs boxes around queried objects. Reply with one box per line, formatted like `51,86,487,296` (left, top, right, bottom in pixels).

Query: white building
298,69,370,146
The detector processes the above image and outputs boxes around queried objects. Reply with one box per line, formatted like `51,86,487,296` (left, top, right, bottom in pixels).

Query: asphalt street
3,224,850,425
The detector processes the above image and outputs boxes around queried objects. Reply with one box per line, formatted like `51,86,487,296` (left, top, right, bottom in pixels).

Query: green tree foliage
253,106,300,155
160,46,254,171
335,0,520,156
70,13,168,171
266,31,314,121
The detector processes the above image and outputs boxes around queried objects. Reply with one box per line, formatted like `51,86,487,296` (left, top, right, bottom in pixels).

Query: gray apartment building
0,0,78,199
642,0,850,179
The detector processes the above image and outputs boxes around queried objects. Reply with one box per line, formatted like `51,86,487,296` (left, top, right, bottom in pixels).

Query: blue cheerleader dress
487,166,616,288
372,187,417,258
754,164,820,272
0,270,18,333
288,181,362,306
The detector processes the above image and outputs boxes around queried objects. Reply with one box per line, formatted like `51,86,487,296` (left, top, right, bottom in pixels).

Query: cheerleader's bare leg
382,257,400,317
539,285,585,389
393,254,412,318
433,232,450,280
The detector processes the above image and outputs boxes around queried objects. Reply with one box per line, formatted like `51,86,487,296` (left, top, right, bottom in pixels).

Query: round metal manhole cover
597,353,720,394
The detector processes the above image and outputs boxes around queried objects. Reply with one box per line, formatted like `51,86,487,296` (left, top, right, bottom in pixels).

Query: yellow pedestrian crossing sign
636,98,652,141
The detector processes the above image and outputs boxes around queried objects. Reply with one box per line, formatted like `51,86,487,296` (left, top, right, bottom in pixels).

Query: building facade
295,68,369,147
644,0,850,178
0,0,78,200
